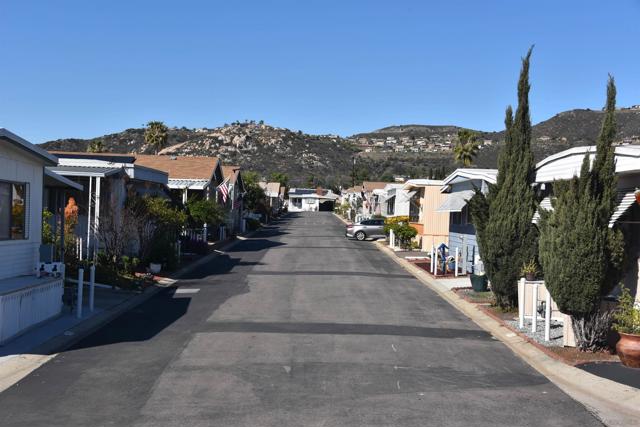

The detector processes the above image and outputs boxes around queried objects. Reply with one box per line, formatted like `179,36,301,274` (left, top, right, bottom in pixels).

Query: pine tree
538,77,625,350
468,48,538,309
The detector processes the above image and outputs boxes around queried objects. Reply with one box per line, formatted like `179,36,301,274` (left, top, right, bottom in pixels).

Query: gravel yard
506,318,564,347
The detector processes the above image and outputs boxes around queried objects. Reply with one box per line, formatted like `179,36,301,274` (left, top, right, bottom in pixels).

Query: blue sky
1,1,639,143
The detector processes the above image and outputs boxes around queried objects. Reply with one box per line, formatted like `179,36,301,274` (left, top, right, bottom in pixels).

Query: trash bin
470,274,488,292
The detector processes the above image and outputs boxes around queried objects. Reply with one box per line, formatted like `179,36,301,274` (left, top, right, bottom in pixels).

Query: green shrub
394,223,418,249
246,218,261,231
383,216,410,234
42,210,56,245
613,286,640,335
187,198,225,227
121,256,140,275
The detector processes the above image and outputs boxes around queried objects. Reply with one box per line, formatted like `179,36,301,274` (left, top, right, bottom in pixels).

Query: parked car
345,219,386,241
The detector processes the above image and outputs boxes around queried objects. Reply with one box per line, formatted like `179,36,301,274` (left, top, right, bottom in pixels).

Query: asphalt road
0,213,602,426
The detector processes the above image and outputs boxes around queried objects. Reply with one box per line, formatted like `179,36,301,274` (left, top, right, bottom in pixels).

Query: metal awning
168,178,210,190
44,168,83,190
48,165,122,178
436,190,475,212
532,197,553,224
610,190,636,227
402,190,417,201
532,190,636,228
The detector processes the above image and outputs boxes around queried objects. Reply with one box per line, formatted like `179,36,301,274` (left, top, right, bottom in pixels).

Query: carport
319,200,334,211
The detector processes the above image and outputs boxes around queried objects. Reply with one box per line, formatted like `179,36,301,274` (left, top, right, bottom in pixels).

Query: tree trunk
571,310,615,352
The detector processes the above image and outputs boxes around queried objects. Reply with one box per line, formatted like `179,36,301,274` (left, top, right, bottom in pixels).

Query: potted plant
521,259,539,281
613,286,640,368
469,271,488,292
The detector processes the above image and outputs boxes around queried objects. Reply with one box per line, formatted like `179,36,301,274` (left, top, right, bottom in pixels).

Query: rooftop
221,165,241,182
134,154,220,181
402,179,445,190
535,145,640,183
362,181,392,192
2,128,58,165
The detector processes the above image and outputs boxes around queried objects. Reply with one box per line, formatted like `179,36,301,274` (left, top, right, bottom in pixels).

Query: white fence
0,276,64,344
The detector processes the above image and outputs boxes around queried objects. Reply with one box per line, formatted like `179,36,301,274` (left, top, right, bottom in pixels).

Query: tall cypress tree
538,77,625,350
469,48,538,309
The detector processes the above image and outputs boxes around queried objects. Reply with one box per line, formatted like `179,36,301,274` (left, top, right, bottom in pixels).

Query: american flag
217,178,230,203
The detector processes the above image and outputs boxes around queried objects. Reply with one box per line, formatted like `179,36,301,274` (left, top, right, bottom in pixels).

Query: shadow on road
201,321,491,340
179,254,268,280
66,288,192,352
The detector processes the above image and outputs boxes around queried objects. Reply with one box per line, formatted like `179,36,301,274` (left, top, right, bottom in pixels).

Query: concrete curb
373,240,640,427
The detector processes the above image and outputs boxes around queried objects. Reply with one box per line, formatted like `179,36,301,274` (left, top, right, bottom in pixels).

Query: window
386,196,395,215
0,181,27,240
291,198,302,208
451,206,469,225
409,193,421,222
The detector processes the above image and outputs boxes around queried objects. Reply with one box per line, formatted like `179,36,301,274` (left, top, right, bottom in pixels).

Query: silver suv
345,218,386,241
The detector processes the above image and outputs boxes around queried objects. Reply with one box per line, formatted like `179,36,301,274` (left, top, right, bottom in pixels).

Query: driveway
0,212,602,426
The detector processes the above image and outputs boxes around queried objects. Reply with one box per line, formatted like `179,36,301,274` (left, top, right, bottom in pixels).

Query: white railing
517,278,564,342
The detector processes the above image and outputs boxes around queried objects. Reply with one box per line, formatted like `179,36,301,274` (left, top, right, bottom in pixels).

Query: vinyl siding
420,186,449,249
0,144,44,280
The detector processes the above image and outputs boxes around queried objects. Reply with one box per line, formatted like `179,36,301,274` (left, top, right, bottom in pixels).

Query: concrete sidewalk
0,232,254,393
374,239,640,427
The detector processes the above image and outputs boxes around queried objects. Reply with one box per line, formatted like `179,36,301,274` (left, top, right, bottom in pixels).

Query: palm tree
87,139,105,153
144,121,169,154
453,129,480,166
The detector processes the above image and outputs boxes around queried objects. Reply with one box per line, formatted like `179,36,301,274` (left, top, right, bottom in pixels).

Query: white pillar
93,177,101,261
204,188,209,241
434,249,438,276
431,246,435,274
544,288,551,342
89,264,95,312
389,229,395,249
462,238,468,274
182,188,188,204
86,176,92,260
454,247,459,277
531,282,538,333
518,278,525,329
77,268,84,319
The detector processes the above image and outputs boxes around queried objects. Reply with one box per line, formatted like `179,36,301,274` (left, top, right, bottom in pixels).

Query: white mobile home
0,129,73,343
288,188,338,212
438,168,498,273
534,146,640,303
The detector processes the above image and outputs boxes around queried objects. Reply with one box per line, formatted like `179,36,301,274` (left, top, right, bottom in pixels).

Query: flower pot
616,332,640,368
525,273,535,281
149,263,162,274
470,274,488,292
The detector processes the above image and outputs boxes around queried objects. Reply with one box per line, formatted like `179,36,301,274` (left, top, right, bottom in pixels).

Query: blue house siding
446,184,478,273
448,231,478,273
